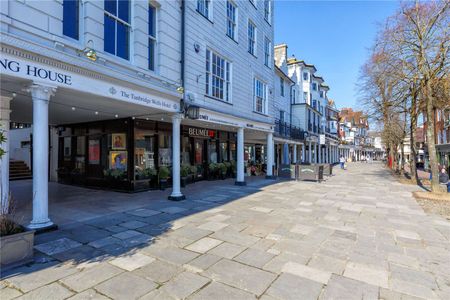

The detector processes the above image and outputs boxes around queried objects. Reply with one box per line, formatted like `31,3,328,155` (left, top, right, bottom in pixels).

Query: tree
360,1,449,192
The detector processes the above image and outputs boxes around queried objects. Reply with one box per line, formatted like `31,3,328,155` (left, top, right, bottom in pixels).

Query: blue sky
274,1,399,109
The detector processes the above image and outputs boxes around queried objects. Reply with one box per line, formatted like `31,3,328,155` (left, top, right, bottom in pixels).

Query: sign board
188,127,216,138
0,54,179,112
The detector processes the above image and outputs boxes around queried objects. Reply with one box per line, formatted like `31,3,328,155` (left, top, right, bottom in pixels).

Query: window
104,0,130,60
291,89,296,103
264,0,271,23
63,0,79,40
280,77,284,96
148,4,156,71
206,49,232,102
303,92,308,102
197,0,210,18
248,20,256,56
303,72,309,81
226,1,237,40
264,37,271,67
254,78,267,114
320,91,324,98
312,82,317,90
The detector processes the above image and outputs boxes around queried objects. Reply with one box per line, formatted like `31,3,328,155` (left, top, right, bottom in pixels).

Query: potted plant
190,165,198,181
103,169,127,189
144,168,157,188
224,162,232,178
230,160,237,177
180,165,191,187
218,163,227,179
158,166,170,190
208,163,218,180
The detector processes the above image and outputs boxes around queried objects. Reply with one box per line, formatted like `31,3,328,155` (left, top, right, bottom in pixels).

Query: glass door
194,139,205,179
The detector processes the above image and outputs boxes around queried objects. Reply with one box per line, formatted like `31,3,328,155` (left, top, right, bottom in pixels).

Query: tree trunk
425,81,441,192
400,142,405,175
409,107,419,184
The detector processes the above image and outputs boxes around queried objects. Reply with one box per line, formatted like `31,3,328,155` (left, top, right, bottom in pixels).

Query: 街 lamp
80,40,97,61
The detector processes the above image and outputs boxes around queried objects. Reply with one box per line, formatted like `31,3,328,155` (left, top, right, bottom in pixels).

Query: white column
1,96,12,213
308,141,312,163
293,144,297,164
266,132,275,179
169,114,185,200
302,143,305,163
235,127,245,185
28,84,56,230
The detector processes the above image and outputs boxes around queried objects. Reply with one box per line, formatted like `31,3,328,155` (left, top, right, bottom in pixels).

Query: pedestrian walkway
2,163,450,299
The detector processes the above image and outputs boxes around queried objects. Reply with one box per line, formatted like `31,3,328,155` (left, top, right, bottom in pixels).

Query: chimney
274,44,288,67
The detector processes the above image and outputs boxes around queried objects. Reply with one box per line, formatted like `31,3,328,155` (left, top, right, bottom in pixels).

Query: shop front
57,119,240,192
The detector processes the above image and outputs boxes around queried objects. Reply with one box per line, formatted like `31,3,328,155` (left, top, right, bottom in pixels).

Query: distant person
339,155,346,170
439,168,449,193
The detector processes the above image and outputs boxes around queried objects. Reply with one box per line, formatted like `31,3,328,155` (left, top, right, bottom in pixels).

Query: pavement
1,163,450,299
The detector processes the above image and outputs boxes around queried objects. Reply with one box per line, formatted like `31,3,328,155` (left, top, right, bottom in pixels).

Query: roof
275,65,295,84
286,57,317,72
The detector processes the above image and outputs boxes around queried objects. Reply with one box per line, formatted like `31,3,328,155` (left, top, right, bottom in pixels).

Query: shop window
209,140,217,163
63,0,79,40
220,142,228,162
159,133,172,166
181,136,191,165
135,128,156,179
194,140,203,165
230,142,236,161
63,137,72,161
75,136,86,174
104,0,130,60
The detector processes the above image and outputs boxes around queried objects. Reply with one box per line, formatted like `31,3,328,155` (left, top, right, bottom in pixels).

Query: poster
112,133,126,150
88,140,100,164
110,151,127,170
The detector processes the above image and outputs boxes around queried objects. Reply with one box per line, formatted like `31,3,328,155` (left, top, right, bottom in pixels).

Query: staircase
9,160,32,180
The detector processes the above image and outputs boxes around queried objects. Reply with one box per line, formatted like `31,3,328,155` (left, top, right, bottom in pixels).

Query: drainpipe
180,0,185,95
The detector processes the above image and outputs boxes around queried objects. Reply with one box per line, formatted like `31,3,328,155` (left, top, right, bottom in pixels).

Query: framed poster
88,139,100,164
112,133,126,150
110,151,127,170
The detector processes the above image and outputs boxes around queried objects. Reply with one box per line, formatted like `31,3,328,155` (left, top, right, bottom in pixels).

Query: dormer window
303,72,309,81
312,82,317,91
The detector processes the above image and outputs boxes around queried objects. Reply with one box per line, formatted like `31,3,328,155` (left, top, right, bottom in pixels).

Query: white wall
184,0,274,124
9,127,32,167
1,0,182,88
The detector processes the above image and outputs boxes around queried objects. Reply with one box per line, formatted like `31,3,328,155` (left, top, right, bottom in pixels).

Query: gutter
180,0,186,110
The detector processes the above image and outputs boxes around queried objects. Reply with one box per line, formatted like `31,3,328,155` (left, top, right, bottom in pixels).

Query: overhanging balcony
274,119,307,141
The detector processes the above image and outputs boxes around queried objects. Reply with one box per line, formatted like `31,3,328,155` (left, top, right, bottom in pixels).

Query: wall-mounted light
79,40,97,61
194,42,201,53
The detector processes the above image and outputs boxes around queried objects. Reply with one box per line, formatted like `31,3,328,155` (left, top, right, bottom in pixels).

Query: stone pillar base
168,195,186,201
27,223,58,234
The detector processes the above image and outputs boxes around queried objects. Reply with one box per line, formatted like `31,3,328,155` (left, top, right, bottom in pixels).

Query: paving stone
127,208,161,217
34,238,82,256
390,278,439,299
0,287,23,299
15,282,73,300
394,230,421,241
133,259,182,283
206,242,247,259
159,206,187,214
5,262,78,292
205,214,231,222
211,229,260,247
95,272,157,299
139,289,176,300
266,273,323,300
203,259,277,296
118,220,148,229
88,236,122,249
159,271,210,299
141,244,200,265
249,206,273,213
109,252,155,271
282,261,332,284
190,281,256,299
60,263,123,292
197,221,229,231
184,253,223,273
320,274,378,300
307,254,347,275
290,224,314,235
185,237,223,253
233,248,275,268
379,288,424,300
390,264,438,289
263,252,309,274
111,230,142,240
67,289,110,300
343,261,389,288
170,226,213,241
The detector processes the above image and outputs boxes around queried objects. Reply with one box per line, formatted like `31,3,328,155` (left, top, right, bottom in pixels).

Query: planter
1,230,35,270
160,179,168,190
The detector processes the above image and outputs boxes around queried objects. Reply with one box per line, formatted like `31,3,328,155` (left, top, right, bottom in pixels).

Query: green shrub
218,163,227,175
158,166,170,180
181,165,191,177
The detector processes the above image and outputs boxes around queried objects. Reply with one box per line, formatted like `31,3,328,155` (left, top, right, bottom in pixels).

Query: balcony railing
274,119,306,141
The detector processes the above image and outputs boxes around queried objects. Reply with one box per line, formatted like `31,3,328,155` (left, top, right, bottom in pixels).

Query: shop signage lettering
117,90,178,110
0,58,72,85
188,127,215,138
